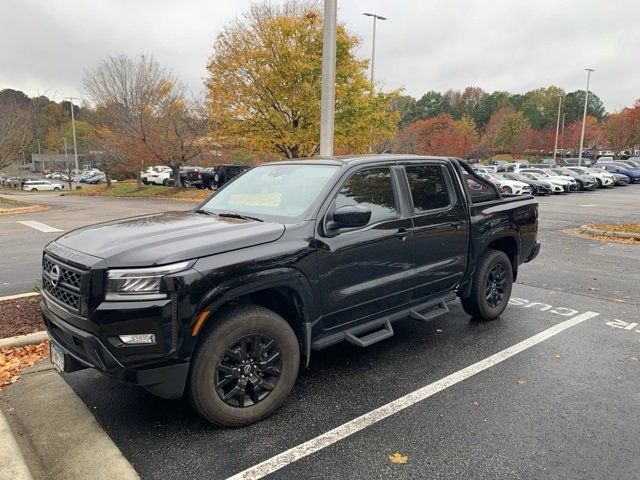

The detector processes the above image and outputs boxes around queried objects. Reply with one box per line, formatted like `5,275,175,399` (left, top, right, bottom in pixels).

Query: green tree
205,1,398,158
564,90,606,124
494,111,531,153
520,86,565,130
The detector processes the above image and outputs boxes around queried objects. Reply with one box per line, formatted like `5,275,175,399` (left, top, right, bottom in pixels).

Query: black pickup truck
186,164,251,190
40,155,539,427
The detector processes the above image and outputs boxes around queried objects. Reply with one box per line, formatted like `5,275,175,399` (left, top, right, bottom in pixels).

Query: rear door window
405,165,452,214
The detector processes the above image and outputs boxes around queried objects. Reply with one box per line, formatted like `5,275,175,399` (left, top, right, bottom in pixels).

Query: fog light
119,334,156,345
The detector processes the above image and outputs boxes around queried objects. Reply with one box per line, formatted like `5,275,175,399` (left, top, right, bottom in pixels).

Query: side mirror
328,205,371,231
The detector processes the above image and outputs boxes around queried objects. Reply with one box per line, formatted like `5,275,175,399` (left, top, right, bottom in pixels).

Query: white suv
23,180,64,192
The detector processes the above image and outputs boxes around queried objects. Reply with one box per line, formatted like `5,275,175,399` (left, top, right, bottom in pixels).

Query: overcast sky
1,0,638,111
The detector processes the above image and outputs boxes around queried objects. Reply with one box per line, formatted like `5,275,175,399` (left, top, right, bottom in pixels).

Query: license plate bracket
50,343,65,372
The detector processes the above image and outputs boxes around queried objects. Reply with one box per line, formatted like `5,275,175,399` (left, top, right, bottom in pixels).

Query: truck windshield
200,164,339,220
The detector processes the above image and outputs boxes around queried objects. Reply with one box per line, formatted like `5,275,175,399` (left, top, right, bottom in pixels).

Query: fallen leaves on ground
0,341,49,390
554,354,561,359
435,328,444,334
389,452,408,464
516,378,527,385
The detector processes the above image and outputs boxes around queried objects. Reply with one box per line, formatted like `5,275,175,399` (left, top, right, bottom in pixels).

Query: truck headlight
105,261,193,301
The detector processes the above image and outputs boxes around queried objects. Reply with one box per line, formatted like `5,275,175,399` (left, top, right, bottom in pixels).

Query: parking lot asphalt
2,186,640,479
0,192,194,295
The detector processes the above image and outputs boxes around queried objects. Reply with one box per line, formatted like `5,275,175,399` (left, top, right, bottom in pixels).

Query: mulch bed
0,295,45,338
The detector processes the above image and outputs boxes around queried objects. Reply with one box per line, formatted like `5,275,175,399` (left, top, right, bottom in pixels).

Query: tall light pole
577,68,594,166
552,94,563,163
66,97,80,173
363,12,387,86
320,0,337,157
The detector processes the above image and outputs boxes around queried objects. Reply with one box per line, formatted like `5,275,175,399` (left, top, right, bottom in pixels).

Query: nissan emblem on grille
50,264,60,287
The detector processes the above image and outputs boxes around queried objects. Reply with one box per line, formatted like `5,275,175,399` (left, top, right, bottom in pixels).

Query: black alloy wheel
189,304,300,427
485,264,507,308
215,334,281,407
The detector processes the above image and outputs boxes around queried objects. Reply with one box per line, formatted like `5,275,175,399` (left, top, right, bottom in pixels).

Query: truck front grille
42,254,89,315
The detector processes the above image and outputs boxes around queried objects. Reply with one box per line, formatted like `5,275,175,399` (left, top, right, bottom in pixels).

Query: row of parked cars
472,157,640,195
141,164,250,190
45,169,107,184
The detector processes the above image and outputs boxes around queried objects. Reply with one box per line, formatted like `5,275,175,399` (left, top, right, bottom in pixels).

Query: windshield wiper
194,209,214,215
217,213,264,222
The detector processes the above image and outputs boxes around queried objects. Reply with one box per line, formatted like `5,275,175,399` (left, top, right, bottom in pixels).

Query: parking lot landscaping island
61,181,209,202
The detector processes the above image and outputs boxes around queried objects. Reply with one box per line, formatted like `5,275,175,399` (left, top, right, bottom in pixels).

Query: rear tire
208,180,217,190
461,249,513,321
189,304,300,427
30,188,37,192
53,187,61,191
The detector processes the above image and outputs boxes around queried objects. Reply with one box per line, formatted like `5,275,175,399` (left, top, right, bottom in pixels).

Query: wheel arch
486,235,519,280
192,269,316,363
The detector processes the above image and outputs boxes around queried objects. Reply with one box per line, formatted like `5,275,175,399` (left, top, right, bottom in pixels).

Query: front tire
208,180,218,190
189,305,300,427
461,249,513,321
163,179,170,186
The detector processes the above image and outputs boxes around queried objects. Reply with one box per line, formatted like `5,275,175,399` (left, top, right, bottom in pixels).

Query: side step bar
409,300,449,322
311,293,455,350
345,318,394,347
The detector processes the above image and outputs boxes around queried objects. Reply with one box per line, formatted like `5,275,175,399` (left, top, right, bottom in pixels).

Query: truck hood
53,211,285,267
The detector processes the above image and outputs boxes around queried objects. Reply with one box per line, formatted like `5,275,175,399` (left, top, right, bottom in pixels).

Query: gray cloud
1,0,638,111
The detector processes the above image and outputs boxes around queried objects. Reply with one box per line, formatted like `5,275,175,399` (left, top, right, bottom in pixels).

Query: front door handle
450,221,463,230
394,228,410,241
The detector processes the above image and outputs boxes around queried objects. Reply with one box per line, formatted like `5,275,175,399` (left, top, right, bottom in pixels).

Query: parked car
479,173,532,195
40,155,539,426
565,167,615,188
186,164,251,190
165,166,201,187
23,180,64,192
84,172,106,184
626,157,640,168
501,172,552,195
518,172,564,193
520,168,579,192
548,167,598,191
595,164,640,183
79,169,103,183
537,159,557,167
609,172,631,186
557,158,594,167
141,166,171,185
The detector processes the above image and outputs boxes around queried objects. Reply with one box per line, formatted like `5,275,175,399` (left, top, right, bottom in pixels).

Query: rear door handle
394,228,410,241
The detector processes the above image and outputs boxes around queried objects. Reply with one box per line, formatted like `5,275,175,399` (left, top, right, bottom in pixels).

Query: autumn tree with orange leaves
393,113,478,158
84,54,204,187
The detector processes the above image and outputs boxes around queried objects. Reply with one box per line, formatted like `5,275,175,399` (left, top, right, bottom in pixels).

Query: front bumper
41,300,190,399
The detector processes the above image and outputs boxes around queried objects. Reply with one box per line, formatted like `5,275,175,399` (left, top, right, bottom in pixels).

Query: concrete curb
0,292,40,302
0,331,49,349
0,406,33,480
579,224,640,240
0,205,49,216
2,367,140,480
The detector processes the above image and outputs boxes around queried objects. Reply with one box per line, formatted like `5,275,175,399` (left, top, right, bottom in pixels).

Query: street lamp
577,68,594,166
363,12,387,86
66,97,80,174
552,94,564,163
320,0,337,157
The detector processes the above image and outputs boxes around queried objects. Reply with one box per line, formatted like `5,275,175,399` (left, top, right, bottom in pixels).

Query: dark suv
41,155,539,427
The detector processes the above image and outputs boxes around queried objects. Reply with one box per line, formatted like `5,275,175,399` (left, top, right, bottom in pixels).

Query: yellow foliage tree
205,1,398,158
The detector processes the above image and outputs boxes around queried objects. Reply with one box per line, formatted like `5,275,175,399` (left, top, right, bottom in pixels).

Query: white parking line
228,311,599,480
16,220,62,232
